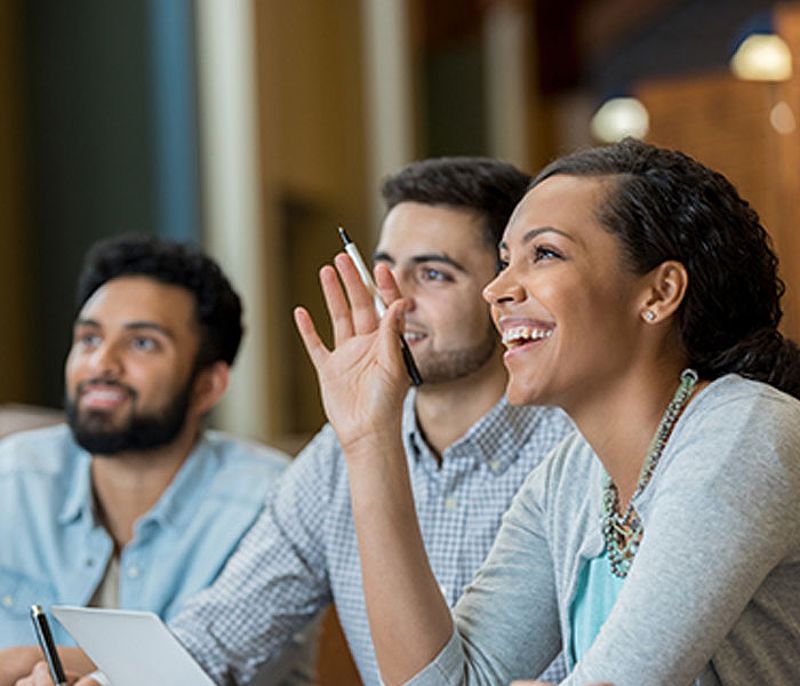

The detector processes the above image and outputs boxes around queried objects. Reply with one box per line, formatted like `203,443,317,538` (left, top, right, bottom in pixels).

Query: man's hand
13,661,100,686
0,646,97,686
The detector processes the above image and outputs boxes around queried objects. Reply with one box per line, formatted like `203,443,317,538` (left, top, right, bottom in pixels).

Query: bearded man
0,235,294,681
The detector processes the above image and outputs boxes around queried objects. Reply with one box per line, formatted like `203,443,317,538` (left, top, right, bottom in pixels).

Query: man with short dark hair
0,236,293,682
164,158,572,685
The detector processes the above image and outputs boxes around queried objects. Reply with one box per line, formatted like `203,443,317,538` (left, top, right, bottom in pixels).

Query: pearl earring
644,310,656,322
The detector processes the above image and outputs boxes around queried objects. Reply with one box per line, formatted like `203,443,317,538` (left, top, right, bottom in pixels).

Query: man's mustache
76,378,138,401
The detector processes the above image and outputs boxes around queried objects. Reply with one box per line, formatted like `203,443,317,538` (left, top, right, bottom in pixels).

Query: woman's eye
533,246,562,262
497,258,509,272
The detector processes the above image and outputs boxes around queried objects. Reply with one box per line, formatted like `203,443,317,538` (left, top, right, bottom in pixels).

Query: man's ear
638,260,688,324
190,361,230,417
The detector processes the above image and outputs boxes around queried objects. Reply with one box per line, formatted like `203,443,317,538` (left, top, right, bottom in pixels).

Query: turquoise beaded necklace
601,368,699,578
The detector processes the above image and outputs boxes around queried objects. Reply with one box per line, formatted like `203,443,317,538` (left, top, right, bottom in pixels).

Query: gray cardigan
407,375,800,685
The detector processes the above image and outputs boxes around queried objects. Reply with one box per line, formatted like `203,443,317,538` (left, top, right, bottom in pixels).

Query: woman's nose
483,267,524,307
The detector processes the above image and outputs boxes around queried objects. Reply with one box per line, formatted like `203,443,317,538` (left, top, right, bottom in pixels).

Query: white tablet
51,606,214,686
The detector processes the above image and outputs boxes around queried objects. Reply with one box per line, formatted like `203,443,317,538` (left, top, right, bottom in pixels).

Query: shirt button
127,566,140,579
489,459,502,472
444,497,458,510
2,595,13,607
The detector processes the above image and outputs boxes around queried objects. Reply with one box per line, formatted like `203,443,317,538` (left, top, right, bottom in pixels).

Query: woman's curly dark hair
533,138,800,398
75,234,243,369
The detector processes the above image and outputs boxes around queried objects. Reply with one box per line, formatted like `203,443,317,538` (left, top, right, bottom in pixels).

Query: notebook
50,606,214,686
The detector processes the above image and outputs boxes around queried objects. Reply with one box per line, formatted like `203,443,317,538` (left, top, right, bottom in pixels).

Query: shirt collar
136,435,217,531
402,389,549,475
57,433,217,531
58,445,93,525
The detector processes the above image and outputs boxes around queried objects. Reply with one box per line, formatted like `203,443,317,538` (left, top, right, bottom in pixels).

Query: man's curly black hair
75,234,243,369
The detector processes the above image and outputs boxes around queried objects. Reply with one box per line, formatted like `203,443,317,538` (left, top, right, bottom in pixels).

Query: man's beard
65,378,193,455
416,322,498,385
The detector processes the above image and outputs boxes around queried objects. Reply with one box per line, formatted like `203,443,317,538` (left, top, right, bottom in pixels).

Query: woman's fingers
319,264,355,346
293,306,330,372
334,253,381,335
374,262,403,305
376,300,409,374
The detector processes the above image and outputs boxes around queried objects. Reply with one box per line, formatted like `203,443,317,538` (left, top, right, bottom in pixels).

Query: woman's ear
190,361,230,417
639,260,688,324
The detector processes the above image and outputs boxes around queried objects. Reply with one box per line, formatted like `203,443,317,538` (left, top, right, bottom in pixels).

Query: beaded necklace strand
602,368,699,578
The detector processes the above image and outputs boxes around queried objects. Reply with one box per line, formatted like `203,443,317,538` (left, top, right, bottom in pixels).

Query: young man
166,158,573,685
22,158,573,685
0,236,293,683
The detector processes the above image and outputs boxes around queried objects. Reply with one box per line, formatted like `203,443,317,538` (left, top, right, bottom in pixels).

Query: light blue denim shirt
0,424,288,647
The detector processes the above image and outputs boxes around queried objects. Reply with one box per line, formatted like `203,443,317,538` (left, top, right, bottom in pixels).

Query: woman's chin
506,379,537,407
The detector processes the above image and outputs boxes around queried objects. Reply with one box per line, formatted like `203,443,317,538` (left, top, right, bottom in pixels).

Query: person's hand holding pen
12,661,99,686
294,252,411,454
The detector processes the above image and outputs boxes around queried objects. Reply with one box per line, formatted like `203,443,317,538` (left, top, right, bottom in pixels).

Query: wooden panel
317,607,361,686
773,3,800,342
0,0,34,403
637,69,800,341
253,0,370,440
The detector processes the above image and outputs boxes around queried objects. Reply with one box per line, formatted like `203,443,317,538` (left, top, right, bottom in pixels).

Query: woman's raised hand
294,254,411,455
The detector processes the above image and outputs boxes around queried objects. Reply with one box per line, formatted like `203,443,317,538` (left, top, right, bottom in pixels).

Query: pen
338,226,423,386
30,605,68,686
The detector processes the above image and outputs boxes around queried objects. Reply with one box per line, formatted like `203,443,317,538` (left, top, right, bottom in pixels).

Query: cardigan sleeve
405,451,563,685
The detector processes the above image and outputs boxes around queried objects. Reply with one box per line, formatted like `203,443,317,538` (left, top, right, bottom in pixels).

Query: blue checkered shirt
170,392,573,685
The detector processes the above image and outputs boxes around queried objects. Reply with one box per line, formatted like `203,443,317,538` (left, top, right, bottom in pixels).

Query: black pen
30,605,68,686
338,226,423,386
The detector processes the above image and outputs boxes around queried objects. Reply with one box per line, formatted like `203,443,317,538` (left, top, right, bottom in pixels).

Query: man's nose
389,268,416,310
88,342,123,376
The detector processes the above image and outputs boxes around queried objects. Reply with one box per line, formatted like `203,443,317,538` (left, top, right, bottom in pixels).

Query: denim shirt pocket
0,566,57,619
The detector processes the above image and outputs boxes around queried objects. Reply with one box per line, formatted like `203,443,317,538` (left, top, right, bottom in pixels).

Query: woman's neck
568,363,689,507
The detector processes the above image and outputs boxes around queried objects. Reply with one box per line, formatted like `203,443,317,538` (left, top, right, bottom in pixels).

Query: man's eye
420,267,450,282
132,337,157,352
79,334,101,347
497,258,509,272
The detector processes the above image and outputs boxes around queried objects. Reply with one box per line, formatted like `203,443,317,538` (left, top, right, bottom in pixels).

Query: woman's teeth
501,326,553,349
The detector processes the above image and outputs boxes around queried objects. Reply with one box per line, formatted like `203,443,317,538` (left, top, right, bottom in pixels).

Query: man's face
64,276,202,455
374,201,500,384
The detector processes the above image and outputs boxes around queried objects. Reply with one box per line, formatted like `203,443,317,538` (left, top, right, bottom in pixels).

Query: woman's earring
643,310,656,322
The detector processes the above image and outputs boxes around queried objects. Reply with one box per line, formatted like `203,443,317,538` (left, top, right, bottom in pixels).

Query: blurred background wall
2,1,800,680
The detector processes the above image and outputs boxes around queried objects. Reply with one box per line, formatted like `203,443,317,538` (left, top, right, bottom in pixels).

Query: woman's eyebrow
499,226,576,252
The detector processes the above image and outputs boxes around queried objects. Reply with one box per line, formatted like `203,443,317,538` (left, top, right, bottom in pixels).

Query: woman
294,139,800,685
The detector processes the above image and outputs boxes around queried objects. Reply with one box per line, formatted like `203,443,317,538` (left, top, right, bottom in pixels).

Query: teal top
569,550,625,666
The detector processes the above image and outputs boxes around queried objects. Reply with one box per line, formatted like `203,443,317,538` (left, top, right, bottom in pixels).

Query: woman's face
483,174,652,411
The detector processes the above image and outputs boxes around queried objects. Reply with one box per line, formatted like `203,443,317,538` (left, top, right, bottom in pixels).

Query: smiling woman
295,138,800,686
